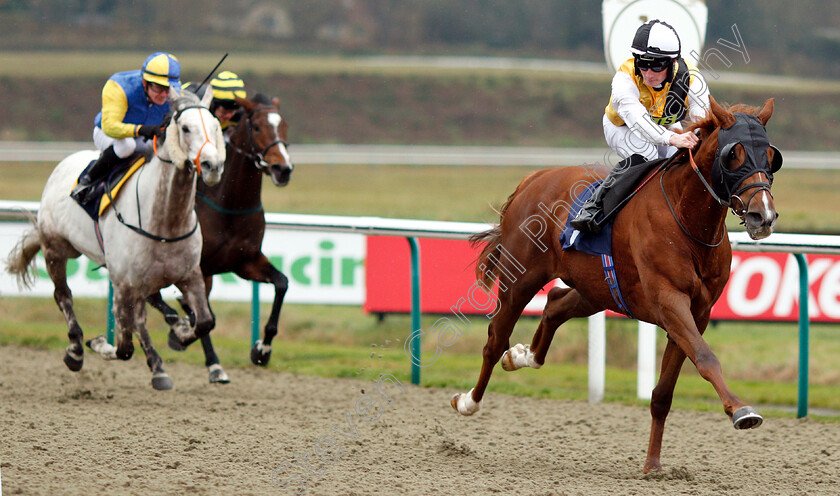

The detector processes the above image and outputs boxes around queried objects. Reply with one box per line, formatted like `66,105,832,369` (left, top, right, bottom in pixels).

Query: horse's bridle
153,104,215,176
110,103,214,243
660,115,783,247
224,104,288,170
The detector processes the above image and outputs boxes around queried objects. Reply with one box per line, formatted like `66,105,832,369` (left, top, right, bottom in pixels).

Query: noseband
226,104,288,169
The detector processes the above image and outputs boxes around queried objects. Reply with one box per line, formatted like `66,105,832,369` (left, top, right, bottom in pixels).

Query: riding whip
195,52,229,94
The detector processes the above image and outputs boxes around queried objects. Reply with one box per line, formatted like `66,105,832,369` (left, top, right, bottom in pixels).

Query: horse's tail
469,226,503,287
6,226,42,290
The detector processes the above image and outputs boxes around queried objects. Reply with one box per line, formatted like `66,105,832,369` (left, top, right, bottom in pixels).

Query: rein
660,145,773,248
107,103,215,243
104,166,199,243
660,150,726,248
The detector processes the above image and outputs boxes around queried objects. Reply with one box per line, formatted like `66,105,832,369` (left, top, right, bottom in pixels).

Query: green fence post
107,280,115,345
794,253,809,418
252,281,260,346
407,237,422,385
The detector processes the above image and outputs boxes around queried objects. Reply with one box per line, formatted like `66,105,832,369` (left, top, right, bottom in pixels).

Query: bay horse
6,88,226,390
450,96,782,473
146,93,293,383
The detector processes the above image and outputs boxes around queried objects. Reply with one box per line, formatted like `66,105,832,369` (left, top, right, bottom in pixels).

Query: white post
588,311,606,403
637,321,657,400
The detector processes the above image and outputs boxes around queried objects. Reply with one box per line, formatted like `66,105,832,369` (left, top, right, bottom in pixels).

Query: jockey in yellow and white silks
603,20,710,161
571,20,710,233
604,56,709,160
72,52,181,203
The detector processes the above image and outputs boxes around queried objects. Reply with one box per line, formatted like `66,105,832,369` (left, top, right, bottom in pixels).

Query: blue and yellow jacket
94,70,171,139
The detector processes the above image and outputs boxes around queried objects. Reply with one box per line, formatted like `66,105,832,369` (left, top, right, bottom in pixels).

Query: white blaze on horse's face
268,112,293,166
745,172,777,240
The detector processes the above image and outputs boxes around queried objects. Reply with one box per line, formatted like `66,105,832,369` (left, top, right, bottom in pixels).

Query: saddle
599,155,666,226
560,156,667,256
73,153,146,221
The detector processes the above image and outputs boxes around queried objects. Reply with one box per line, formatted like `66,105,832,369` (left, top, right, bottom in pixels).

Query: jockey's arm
611,72,674,147
686,72,711,123
100,80,142,140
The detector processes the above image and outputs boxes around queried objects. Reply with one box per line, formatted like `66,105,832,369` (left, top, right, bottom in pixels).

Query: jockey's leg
70,146,119,202
570,152,647,233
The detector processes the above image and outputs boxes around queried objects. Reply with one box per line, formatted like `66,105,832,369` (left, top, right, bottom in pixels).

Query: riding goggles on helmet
635,55,671,72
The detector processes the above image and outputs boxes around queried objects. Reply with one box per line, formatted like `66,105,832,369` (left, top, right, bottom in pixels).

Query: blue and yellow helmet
141,52,182,91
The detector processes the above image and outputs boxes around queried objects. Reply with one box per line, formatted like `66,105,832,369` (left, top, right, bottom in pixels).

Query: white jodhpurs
602,114,677,161
93,126,150,159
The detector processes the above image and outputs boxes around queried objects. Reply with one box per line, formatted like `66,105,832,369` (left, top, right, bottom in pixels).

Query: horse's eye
181,125,190,134
253,125,260,132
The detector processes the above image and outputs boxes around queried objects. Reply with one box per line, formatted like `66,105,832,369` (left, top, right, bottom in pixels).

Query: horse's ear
271,96,280,109
709,96,735,128
169,86,181,101
235,96,253,113
200,87,213,108
757,98,775,126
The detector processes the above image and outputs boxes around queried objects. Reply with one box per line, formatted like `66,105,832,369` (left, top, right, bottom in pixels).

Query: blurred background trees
1,0,838,77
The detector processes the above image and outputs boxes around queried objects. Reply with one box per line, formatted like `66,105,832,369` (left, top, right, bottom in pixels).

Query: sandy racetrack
1,344,839,496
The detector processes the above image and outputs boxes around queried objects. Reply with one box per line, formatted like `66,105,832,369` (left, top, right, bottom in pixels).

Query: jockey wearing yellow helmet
570,20,711,233
72,52,181,203
184,71,247,131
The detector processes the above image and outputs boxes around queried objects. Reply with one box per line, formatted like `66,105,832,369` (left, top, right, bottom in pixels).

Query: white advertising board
0,222,365,305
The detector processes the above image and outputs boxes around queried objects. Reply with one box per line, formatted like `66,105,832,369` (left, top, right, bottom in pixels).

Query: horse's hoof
151,373,174,391
167,329,189,351
63,351,83,372
250,340,272,366
208,364,230,384
450,389,480,416
116,343,133,361
500,349,514,371
732,406,763,429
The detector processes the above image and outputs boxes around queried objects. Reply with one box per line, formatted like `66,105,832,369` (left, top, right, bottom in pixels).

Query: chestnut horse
147,93,293,383
451,97,782,473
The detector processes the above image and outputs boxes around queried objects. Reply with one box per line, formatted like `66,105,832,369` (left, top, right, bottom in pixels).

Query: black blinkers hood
711,113,782,200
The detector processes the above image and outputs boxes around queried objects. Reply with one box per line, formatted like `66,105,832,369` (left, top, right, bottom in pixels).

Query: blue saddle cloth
558,180,613,256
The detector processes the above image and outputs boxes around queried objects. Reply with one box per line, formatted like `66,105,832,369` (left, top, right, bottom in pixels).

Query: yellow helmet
210,71,247,102
141,52,181,90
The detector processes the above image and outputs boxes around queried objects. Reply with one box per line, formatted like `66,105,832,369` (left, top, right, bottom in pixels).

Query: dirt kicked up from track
1,345,839,496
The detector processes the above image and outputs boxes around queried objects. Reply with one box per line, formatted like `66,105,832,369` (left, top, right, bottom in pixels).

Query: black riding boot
570,153,646,234
71,146,119,203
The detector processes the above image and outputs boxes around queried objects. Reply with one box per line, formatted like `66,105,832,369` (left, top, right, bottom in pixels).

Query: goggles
635,56,671,72
216,100,240,111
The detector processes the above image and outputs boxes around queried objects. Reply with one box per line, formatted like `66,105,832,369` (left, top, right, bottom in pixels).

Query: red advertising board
364,236,840,322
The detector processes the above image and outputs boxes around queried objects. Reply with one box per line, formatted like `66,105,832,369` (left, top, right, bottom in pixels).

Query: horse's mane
685,101,762,135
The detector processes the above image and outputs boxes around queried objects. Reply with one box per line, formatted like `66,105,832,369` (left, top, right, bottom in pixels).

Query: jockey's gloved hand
137,124,163,140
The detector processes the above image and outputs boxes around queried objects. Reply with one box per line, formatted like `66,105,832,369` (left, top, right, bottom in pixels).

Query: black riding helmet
631,20,681,85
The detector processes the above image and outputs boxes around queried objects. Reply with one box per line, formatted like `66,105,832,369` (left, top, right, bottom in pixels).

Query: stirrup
570,205,603,234
70,182,94,203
